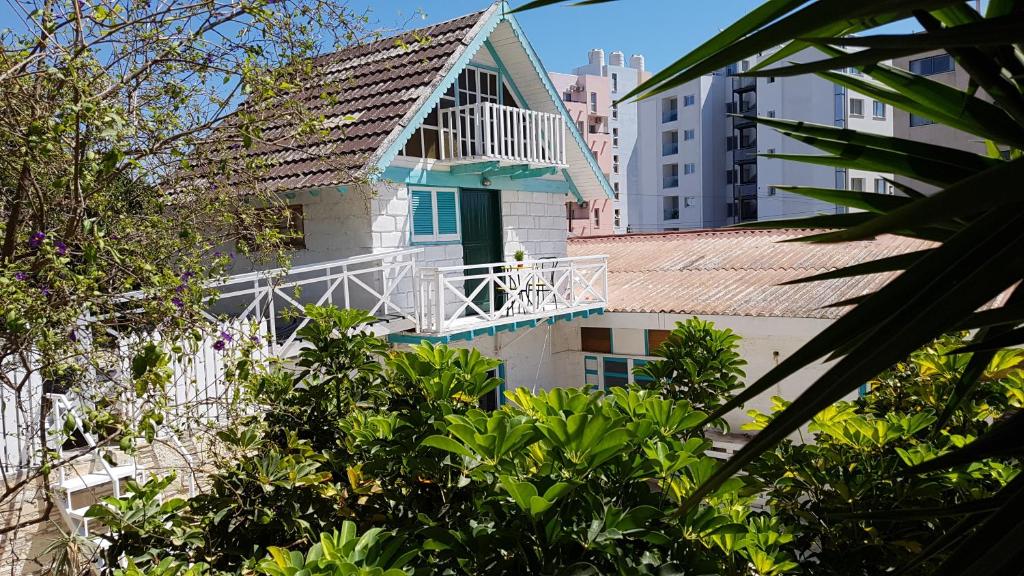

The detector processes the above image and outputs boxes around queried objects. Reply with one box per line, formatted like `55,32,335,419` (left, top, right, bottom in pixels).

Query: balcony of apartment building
205,248,609,354
732,75,756,92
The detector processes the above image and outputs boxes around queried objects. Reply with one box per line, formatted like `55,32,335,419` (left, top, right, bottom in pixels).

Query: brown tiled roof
568,229,936,319
202,7,493,193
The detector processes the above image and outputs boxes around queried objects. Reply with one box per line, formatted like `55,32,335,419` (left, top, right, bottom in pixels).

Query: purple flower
171,296,185,309
28,232,45,249
179,271,194,282
54,241,67,256
68,330,78,342
213,251,223,258
175,283,187,293
39,285,51,296
219,331,234,342
14,272,28,281
212,339,226,351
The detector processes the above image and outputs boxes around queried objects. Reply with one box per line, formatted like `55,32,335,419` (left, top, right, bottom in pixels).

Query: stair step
58,464,137,492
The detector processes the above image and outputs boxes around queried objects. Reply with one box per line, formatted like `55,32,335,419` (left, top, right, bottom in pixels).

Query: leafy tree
635,317,746,418
0,0,371,540
516,2,1024,571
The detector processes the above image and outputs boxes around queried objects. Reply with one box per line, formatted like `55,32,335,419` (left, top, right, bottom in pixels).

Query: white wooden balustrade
204,248,422,354
439,102,567,166
417,255,609,335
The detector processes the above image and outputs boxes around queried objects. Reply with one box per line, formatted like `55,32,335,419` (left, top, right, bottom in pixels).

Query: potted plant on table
513,249,525,269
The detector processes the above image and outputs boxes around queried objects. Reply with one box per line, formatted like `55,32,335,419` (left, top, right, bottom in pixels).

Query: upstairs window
662,130,679,156
683,94,696,106
611,73,618,93
909,53,954,76
581,327,613,353
684,163,696,175
612,103,619,119
662,97,678,123
663,196,680,220
851,177,865,191
874,178,889,194
850,98,864,117
873,100,886,119
410,188,460,244
662,164,679,188
590,92,598,112
684,129,695,141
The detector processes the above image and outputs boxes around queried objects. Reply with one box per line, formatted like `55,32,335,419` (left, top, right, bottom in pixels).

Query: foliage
744,334,1023,574
99,307,797,576
516,1,1024,572
635,317,746,419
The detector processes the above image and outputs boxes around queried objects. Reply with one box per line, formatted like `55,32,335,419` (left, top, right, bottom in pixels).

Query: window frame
849,98,864,117
872,100,886,119
409,186,461,245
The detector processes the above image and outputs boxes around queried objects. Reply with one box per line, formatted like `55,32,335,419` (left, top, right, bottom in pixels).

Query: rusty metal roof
568,229,936,319
198,8,492,193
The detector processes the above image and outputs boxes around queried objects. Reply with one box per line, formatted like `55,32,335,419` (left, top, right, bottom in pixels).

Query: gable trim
500,14,615,200
371,4,502,173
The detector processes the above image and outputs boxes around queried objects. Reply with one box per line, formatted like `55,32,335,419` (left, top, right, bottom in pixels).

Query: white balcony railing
205,248,422,354
416,255,609,335
438,102,567,166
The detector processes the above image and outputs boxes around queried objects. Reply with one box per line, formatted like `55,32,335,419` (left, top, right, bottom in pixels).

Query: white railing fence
203,248,421,355
439,102,567,166
1,318,266,479
417,255,608,334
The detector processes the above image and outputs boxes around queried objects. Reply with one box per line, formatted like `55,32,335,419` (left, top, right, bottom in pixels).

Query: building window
846,67,862,76
662,130,679,156
740,60,750,72
611,72,618,92
662,164,679,188
410,187,460,244
910,113,936,127
590,91,598,112
663,196,680,220
767,76,775,83
662,97,678,123
739,162,757,185
581,327,612,353
589,124,597,134
874,178,888,194
613,155,620,174
613,182,620,198
594,208,600,227
563,90,572,102
614,208,621,228
683,94,695,107
741,125,757,147
577,120,585,134
872,100,886,119
684,163,696,175
612,102,618,119
612,127,619,147
252,204,306,250
849,98,864,117
738,90,756,113
850,177,865,191
683,128,695,141
909,53,954,76
766,110,776,118
646,329,672,354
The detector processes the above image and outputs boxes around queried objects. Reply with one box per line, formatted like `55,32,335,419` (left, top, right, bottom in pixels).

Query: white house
209,3,614,403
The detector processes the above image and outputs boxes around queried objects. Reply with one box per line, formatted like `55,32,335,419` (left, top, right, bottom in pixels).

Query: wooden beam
561,168,584,203
482,164,530,177
450,161,500,176
509,166,558,180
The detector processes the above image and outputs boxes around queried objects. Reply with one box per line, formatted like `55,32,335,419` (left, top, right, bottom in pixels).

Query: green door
460,189,503,315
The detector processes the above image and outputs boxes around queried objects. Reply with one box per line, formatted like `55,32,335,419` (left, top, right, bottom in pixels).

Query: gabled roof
204,2,612,200
568,229,937,319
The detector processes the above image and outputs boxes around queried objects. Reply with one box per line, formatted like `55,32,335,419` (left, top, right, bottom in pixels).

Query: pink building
549,70,614,236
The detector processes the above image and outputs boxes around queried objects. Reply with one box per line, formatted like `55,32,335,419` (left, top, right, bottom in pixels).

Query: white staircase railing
438,102,566,166
417,255,608,335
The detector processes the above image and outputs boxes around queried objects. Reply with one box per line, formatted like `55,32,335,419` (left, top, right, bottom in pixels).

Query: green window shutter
436,191,458,236
411,190,434,237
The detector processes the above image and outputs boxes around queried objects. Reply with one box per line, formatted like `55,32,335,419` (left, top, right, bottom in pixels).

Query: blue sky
351,1,924,75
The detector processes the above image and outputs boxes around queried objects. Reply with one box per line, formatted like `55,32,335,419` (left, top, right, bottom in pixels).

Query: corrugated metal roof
567,229,936,319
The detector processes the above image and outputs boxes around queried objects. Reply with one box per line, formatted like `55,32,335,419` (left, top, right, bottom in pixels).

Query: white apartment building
562,48,650,234
633,75,725,231
629,47,894,231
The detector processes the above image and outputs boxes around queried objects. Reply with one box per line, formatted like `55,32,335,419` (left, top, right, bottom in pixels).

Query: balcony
204,251,608,353
417,256,609,335
438,102,567,167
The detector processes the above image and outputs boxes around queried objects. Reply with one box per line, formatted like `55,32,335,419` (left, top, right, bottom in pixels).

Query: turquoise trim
562,169,584,203
389,306,605,346
602,357,628,391
337,186,348,194
308,189,320,197
469,61,500,74
510,166,558,180
384,166,570,195
374,4,504,172
501,13,615,200
410,239,462,246
643,329,649,356
483,164,530,177
484,39,528,108
451,161,499,175
497,362,507,406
